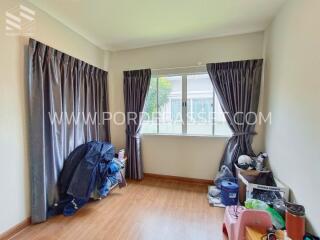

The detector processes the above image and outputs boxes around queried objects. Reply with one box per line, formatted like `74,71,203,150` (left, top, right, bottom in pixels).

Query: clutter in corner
49,141,127,217
208,153,318,240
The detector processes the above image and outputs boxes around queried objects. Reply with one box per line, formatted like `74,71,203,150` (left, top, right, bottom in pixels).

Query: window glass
141,72,231,136
187,74,213,135
158,76,182,134
141,77,157,134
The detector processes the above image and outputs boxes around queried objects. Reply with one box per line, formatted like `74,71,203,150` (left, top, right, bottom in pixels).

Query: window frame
142,67,231,137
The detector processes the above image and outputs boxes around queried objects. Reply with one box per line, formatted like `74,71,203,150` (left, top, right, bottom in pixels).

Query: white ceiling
28,0,286,51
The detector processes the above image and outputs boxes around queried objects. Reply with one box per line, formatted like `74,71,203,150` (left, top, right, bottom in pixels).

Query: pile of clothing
50,141,126,216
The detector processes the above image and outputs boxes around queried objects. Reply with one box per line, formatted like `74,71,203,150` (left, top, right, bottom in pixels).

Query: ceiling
28,0,286,51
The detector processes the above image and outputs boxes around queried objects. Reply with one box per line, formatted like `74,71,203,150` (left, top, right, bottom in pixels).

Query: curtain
123,69,151,180
206,59,263,174
28,39,110,223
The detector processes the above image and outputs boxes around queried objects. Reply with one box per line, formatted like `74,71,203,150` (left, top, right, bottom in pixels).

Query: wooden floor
11,177,225,240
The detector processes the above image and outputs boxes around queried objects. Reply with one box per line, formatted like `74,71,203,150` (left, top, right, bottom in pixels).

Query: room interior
0,0,319,239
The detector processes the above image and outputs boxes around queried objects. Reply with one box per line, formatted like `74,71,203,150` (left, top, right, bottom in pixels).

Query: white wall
263,0,320,234
109,32,264,180
0,0,105,234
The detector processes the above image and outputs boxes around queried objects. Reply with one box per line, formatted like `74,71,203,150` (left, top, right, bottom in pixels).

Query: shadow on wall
22,37,31,218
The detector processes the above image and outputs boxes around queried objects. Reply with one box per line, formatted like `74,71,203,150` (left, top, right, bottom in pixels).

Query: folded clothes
208,186,221,197
208,185,225,208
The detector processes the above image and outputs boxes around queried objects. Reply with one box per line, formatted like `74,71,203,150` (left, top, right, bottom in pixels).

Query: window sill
141,133,231,139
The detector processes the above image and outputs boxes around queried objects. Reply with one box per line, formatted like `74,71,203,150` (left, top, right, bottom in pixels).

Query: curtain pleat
28,38,110,223
123,69,151,180
207,59,263,174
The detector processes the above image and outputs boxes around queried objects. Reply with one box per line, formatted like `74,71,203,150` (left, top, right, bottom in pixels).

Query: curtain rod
152,64,207,71
151,59,264,71
124,59,263,72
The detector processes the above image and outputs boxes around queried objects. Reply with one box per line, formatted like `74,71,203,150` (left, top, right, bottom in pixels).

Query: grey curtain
28,39,110,223
206,59,263,174
123,69,151,180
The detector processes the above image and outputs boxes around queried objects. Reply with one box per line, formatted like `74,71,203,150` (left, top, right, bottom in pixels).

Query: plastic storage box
221,181,239,206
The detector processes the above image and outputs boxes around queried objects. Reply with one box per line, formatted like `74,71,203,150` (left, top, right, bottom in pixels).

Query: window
158,76,182,134
141,71,232,136
187,74,213,135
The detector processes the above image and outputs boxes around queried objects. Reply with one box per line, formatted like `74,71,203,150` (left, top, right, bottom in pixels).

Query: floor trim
144,173,213,185
0,217,31,240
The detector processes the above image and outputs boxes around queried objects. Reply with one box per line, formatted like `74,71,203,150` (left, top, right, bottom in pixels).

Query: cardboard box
238,172,289,204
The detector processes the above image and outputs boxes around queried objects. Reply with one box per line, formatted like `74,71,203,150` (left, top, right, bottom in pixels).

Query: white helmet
238,155,252,165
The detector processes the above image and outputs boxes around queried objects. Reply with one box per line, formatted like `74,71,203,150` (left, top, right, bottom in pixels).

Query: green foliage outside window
144,77,172,117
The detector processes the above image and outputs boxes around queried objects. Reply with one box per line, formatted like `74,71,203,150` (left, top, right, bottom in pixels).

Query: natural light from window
141,72,232,137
